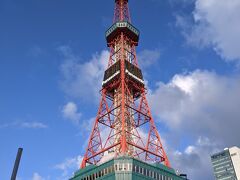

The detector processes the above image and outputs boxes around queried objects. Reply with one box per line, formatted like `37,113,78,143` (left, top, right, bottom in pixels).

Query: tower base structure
70,157,187,180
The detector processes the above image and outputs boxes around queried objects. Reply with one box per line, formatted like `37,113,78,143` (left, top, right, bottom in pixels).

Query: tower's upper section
106,0,140,46
114,0,130,22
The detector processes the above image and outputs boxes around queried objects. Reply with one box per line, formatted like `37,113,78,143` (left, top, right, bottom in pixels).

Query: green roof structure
70,157,187,180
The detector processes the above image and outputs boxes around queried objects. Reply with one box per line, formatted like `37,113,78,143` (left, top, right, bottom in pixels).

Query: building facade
70,156,187,180
211,146,240,180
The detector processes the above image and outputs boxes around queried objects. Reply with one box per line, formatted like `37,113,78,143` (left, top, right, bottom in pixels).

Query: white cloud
32,173,45,180
62,102,81,125
169,136,220,180
148,70,240,179
0,121,48,129
21,122,48,129
149,70,240,143
54,155,83,179
59,46,109,103
171,74,197,94
61,102,96,133
177,0,240,61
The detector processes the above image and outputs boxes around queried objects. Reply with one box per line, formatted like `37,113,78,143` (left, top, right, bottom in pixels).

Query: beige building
211,146,240,180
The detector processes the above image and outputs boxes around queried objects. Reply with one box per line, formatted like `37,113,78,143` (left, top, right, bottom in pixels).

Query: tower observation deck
70,0,187,179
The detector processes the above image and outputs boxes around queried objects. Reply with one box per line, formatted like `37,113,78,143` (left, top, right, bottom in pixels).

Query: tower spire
114,0,131,22
81,0,170,169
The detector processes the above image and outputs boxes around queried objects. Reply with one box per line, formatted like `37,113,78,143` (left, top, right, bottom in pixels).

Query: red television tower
81,0,170,168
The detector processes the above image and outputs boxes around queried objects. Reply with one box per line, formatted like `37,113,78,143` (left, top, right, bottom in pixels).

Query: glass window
144,168,147,176
136,165,139,173
115,164,118,171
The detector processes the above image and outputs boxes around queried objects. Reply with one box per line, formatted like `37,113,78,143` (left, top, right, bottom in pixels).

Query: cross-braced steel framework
81,0,170,168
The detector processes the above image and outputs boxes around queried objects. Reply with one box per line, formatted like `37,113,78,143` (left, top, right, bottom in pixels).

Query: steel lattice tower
81,0,170,169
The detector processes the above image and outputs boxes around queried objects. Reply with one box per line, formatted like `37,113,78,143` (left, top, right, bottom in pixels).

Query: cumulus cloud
149,70,240,143
176,0,240,61
61,102,97,135
148,70,240,179
169,136,220,180
62,102,81,125
59,46,109,103
54,155,83,179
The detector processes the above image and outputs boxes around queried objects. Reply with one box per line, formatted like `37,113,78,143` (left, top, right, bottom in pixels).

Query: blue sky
1,0,240,179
